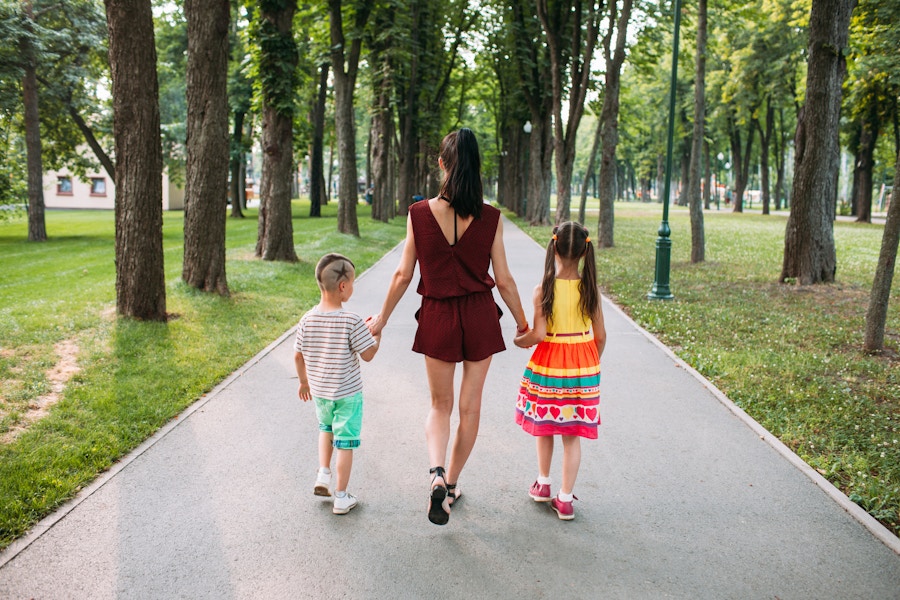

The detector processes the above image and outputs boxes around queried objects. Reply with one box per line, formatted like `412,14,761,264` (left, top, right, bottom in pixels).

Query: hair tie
552,234,558,241
585,237,591,243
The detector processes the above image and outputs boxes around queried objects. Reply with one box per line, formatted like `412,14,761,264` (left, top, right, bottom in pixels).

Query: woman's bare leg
446,356,491,486
424,356,456,487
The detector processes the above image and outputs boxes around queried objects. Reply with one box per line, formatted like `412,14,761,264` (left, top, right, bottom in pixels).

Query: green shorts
314,392,363,449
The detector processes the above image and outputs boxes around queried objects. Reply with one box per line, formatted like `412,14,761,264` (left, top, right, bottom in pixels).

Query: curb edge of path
601,298,900,556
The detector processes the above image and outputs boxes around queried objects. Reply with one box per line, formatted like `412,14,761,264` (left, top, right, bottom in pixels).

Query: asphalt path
1,216,899,599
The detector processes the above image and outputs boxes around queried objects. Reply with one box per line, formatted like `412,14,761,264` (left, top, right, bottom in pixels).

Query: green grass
0,201,406,549
517,202,900,536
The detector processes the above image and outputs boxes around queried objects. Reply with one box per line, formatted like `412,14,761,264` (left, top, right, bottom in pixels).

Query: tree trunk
230,110,245,218
703,139,711,210
774,108,786,211
579,115,602,226
538,0,600,225
257,104,297,261
105,0,167,320
781,0,856,284
183,0,230,295
21,1,45,242
309,63,329,218
596,0,633,247
729,119,754,212
371,62,394,223
864,144,900,352
855,101,879,223
255,0,298,262
330,0,373,236
526,114,553,226
688,0,707,263
757,100,774,215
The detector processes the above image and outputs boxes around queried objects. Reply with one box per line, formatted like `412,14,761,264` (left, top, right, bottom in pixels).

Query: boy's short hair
315,253,355,292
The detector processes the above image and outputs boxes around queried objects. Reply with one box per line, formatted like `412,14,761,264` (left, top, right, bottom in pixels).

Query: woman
367,128,529,525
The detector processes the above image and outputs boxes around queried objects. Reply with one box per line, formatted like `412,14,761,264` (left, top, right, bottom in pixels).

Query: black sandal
446,482,462,507
428,466,450,525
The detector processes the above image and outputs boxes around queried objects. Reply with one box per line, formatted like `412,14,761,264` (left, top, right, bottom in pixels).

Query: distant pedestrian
367,128,529,526
514,222,606,521
294,253,380,515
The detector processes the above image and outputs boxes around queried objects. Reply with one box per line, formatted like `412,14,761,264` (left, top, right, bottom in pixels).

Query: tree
508,0,554,225
687,0,707,262
596,0,635,247
21,0,46,241
253,0,298,261
104,0,167,320
781,0,857,285
537,0,601,224
182,0,230,295
228,3,254,219
329,0,374,236
864,147,899,352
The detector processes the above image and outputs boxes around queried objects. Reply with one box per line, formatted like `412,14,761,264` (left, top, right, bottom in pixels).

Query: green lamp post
648,0,682,301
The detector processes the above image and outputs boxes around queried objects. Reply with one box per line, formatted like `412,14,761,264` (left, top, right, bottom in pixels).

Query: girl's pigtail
579,234,600,320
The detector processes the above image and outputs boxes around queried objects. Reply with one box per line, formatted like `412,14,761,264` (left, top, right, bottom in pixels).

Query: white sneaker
314,468,331,497
332,492,358,515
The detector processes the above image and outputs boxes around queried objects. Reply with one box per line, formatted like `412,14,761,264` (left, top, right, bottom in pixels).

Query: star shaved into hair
315,253,356,292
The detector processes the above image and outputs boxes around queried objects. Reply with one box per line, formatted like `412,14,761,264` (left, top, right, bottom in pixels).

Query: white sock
319,467,331,474
558,491,574,502
537,476,552,485
335,490,347,498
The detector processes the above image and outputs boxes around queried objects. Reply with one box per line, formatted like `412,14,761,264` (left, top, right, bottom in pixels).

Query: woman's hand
366,314,384,336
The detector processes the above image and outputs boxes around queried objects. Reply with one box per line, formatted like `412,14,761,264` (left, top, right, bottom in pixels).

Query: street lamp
724,161,731,206
648,0,682,301
716,152,724,210
523,120,532,217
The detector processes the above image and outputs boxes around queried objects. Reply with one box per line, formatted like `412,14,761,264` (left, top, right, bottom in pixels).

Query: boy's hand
298,381,311,401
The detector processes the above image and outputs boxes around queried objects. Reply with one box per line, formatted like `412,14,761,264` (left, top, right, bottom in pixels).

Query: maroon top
410,200,500,299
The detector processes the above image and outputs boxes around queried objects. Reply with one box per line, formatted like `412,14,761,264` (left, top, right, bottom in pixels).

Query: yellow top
546,279,593,342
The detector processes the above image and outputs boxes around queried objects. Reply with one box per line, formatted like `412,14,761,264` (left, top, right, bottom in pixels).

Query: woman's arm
490,217,529,332
367,215,417,335
514,285,547,348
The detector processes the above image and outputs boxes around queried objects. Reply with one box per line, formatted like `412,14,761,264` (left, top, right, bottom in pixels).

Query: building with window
43,169,185,210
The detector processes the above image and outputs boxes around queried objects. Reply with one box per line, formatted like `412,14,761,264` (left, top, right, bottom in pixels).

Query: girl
514,222,606,520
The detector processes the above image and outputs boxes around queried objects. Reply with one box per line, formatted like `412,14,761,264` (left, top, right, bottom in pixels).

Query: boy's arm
359,332,381,362
294,351,311,401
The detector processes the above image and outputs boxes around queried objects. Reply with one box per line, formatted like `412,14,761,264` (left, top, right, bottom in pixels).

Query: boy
294,253,380,514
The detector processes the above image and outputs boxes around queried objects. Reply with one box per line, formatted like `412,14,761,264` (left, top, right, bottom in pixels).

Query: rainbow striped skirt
515,331,601,439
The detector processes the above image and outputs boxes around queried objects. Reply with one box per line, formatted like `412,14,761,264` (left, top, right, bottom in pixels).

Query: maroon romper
410,200,506,363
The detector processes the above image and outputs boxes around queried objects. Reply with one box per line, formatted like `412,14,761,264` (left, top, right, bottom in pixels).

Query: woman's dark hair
540,221,599,325
438,128,483,219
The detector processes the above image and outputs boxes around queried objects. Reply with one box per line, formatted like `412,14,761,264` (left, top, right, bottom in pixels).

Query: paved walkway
2,218,899,599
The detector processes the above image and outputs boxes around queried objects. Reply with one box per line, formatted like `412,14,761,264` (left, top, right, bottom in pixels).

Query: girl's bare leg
560,435,582,495
536,436,554,479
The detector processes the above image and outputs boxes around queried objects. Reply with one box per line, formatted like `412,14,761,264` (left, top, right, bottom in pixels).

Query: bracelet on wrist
516,322,529,334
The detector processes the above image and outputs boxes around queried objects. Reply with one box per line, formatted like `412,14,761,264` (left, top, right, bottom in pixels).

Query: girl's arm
490,217,529,332
515,285,547,348
367,215,417,336
592,287,607,358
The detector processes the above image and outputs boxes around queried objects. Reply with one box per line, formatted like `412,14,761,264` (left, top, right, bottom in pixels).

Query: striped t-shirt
294,307,377,400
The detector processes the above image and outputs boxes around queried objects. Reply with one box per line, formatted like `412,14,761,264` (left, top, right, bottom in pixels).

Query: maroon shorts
412,292,506,363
